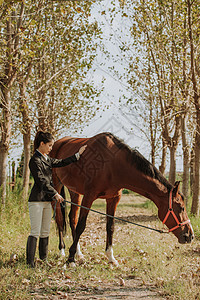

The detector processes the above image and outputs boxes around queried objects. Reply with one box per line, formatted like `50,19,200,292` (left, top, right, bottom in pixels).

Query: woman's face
39,140,54,155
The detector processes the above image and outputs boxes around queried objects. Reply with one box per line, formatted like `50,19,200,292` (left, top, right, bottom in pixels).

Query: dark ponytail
33,131,54,152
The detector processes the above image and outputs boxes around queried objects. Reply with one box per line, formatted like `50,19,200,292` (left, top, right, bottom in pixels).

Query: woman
26,131,87,268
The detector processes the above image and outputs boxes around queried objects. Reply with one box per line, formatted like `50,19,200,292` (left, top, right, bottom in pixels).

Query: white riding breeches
28,202,52,238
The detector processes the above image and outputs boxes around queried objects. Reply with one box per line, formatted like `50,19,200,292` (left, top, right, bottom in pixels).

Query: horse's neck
121,163,169,208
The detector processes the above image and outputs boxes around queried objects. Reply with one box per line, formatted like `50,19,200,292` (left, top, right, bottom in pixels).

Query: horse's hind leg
51,172,66,256
51,198,66,256
106,193,121,266
68,189,84,260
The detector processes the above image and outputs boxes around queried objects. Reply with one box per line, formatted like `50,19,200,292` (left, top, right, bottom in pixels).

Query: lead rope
53,199,168,234
53,200,57,220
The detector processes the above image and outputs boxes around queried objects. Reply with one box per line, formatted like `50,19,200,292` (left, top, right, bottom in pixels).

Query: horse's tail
60,186,67,236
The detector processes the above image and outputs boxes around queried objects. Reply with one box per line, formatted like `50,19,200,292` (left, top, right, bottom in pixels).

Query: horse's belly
56,167,85,194
56,164,120,198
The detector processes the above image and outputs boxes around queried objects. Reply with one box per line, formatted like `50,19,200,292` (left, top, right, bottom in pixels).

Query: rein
162,190,191,232
53,199,168,234
53,190,191,234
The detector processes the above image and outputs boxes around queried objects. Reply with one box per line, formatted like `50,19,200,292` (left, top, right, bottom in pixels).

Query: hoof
78,257,85,265
69,262,76,268
76,243,84,260
60,249,65,257
67,257,76,267
106,246,118,267
109,259,119,267
76,252,84,260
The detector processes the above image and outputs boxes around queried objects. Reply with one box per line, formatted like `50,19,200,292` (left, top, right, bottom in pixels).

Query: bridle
162,189,191,232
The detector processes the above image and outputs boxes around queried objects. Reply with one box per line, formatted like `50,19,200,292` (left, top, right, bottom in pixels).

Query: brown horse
50,132,194,265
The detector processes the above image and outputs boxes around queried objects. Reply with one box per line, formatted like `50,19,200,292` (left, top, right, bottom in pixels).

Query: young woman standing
26,131,87,267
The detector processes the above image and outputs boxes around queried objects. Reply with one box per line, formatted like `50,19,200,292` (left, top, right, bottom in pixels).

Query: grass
0,187,200,299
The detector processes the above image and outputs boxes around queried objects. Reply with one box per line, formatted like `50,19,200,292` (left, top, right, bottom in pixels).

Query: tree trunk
167,115,181,185
188,0,200,216
168,145,176,184
0,89,12,206
159,138,167,175
0,3,24,206
0,147,8,206
191,111,200,216
37,60,48,131
190,148,194,194
18,63,32,205
191,141,200,216
22,132,31,206
181,9,190,202
181,116,190,202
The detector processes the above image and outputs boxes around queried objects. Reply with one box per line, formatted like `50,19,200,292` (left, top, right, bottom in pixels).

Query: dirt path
67,279,164,299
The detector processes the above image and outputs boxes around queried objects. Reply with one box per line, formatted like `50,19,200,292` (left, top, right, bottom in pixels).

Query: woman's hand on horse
54,193,64,203
79,145,87,155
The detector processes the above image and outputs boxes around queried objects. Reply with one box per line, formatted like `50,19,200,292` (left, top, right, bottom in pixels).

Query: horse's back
50,132,116,159
50,136,89,158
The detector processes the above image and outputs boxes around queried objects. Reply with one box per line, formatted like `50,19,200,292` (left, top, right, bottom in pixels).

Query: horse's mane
105,132,172,190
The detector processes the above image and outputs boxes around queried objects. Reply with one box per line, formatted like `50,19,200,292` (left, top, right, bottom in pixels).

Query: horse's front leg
105,194,121,266
68,189,84,260
67,195,94,265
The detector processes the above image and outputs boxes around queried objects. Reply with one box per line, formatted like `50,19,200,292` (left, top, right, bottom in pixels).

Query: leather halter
162,190,191,232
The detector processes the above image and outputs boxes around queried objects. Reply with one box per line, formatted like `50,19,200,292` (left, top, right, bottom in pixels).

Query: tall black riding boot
26,235,37,268
39,237,49,260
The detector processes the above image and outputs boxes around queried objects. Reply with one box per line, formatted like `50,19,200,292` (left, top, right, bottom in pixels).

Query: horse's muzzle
179,231,194,244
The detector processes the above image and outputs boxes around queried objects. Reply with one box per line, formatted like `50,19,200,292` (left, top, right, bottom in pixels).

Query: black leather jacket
28,150,77,202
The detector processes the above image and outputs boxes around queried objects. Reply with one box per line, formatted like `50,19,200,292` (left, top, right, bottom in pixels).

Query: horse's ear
173,181,181,197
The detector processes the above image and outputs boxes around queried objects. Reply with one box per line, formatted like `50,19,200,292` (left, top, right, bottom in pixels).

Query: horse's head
159,181,194,244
